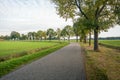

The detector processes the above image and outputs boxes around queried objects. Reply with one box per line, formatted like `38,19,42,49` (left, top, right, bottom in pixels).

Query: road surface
0,43,86,80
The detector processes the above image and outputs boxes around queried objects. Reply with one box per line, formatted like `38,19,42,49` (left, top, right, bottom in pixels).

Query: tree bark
76,36,78,42
89,31,91,46
64,38,65,41
49,35,51,41
80,36,82,42
94,27,99,51
68,36,70,42
83,35,87,43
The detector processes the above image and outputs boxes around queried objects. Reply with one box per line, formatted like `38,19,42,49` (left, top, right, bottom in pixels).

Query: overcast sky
0,0,120,37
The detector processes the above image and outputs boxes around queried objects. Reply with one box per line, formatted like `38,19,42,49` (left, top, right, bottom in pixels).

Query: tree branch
95,7,99,19
75,0,89,19
97,0,108,17
98,5,106,16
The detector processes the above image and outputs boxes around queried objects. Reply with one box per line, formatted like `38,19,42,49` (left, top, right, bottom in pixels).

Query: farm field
0,41,68,77
99,40,120,47
0,41,59,56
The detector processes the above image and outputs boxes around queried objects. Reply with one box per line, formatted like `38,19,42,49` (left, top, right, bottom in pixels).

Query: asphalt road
0,43,86,80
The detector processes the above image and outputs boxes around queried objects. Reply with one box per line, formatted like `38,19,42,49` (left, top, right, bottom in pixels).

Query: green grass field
0,41,68,77
0,41,58,56
99,40,120,47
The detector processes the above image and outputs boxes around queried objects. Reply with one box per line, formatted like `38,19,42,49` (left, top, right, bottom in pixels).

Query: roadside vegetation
99,40,120,47
99,40,120,50
0,41,68,77
80,41,120,80
49,1,120,79
51,0,119,51
0,41,59,62
0,41,58,56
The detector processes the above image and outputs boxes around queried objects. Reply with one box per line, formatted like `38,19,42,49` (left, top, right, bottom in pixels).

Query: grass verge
99,40,120,50
99,43,120,50
0,42,68,77
80,43,120,80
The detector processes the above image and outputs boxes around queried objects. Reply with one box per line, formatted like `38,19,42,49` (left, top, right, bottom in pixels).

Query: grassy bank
99,40,120,50
99,40,120,47
81,43,120,80
0,41,61,62
0,42,68,77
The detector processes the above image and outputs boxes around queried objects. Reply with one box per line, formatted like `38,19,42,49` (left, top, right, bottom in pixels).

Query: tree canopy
51,0,120,51
47,28,56,40
10,31,20,40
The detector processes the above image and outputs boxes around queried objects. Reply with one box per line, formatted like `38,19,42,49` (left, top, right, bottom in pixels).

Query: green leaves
51,0,119,50
52,0,76,20
47,28,56,40
10,31,20,40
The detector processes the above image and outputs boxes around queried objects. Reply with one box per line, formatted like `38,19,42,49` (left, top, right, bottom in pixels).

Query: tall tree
112,0,120,24
51,0,119,51
28,32,33,40
56,28,61,41
10,31,20,40
73,21,80,42
32,32,37,40
64,25,74,42
37,30,43,40
21,34,27,40
42,31,47,40
73,17,89,43
47,28,55,41
81,17,93,46
28,32,37,40
61,28,67,41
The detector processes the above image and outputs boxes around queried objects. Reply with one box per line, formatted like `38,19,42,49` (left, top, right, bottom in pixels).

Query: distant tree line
0,25,120,42
0,26,74,41
99,37,120,40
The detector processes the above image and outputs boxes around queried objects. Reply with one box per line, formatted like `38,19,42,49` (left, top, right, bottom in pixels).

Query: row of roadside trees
51,0,120,51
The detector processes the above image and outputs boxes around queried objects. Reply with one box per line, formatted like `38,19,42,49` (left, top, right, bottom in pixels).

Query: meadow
0,40,68,77
0,41,58,56
99,40,120,47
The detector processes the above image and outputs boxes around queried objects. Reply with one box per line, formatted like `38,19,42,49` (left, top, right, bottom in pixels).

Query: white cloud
0,0,119,37
0,0,72,36
99,25,120,37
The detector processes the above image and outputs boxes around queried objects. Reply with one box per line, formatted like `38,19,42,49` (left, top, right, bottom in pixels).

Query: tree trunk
83,35,87,43
89,31,91,46
94,27,99,51
68,36,70,42
80,36,82,42
64,38,65,41
76,36,78,42
49,35,51,41
40,37,42,41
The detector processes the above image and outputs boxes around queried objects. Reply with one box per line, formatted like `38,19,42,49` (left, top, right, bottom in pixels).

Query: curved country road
0,43,86,80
